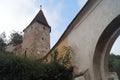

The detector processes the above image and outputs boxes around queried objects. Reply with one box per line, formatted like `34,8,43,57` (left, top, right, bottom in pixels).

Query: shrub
0,51,73,80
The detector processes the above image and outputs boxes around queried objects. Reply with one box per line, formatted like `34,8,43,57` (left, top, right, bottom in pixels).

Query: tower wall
22,22,50,59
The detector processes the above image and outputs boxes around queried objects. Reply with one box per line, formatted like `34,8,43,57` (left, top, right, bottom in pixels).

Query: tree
0,38,6,51
10,31,23,46
0,32,6,51
109,53,120,79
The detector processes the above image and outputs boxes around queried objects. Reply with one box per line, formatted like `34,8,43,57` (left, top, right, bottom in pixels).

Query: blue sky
0,0,119,55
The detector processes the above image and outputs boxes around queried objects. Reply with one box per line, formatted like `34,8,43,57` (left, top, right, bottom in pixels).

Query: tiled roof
35,10,50,27
23,10,50,32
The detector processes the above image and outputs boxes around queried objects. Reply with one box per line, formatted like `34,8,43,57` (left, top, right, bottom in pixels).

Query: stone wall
45,37,69,62
22,22,50,59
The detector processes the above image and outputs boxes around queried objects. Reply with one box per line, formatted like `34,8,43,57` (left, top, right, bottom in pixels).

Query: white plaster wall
67,0,120,79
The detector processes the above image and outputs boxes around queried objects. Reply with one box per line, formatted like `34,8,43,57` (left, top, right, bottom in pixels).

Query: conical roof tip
34,9,50,27
23,9,50,32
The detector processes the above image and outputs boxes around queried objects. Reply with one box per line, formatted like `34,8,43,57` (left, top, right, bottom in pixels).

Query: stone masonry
22,9,51,59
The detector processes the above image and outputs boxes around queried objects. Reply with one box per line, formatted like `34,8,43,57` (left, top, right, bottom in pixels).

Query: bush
0,51,73,80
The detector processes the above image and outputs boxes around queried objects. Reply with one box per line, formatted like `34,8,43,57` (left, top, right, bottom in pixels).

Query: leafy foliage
0,51,73,80
0,32,7,51
62,47,72,67
49,46,72,68
108,54,120,79
10,31,23,45
0,38,6,51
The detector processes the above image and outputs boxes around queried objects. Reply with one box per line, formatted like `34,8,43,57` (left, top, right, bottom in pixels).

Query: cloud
110,36,120,55
0,0,38,36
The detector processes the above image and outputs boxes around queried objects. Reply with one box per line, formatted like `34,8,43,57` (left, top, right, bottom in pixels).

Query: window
43,27,45,30
42,37,44,40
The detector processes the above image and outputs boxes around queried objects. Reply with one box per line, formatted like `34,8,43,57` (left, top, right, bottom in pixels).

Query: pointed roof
23,9,51,32
34,10,50,27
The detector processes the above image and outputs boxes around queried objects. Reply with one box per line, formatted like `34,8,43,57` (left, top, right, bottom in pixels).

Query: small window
42,37,44,40
43,27,45,30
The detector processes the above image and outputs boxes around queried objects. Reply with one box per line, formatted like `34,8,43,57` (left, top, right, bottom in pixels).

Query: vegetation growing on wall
45,46,73,68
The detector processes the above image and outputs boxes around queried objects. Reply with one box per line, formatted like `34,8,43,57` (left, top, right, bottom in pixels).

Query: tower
22,8,51,59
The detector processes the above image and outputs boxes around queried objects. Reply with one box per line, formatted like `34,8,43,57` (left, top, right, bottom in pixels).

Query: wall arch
93,15,120,80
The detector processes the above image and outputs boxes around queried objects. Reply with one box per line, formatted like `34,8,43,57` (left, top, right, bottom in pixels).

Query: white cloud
111,36,120,55
0,0,38,36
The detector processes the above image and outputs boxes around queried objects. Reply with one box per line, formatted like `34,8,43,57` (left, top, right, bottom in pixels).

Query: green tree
109,53,120,79
0,32,6,51
10,31,23,45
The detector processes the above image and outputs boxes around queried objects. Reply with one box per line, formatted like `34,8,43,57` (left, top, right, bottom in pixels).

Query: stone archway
93,15,120,80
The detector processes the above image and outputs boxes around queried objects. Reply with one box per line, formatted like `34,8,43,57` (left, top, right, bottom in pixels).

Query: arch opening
93,15,120,80
108,36,120,80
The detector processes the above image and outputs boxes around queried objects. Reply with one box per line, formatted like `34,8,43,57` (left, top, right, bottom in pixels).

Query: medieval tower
22,8,51,59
